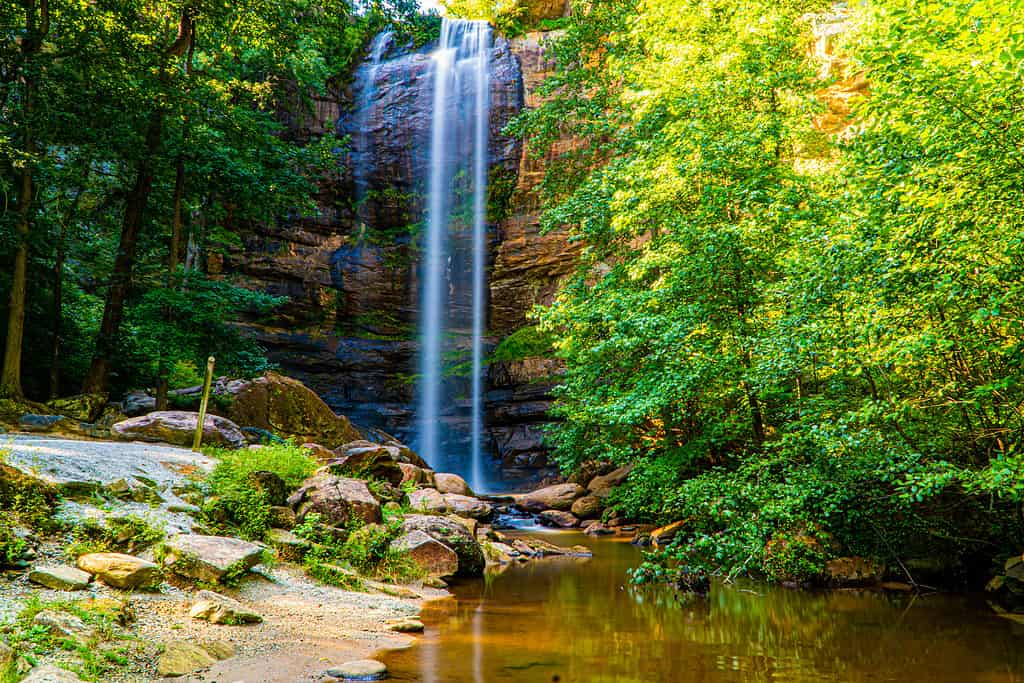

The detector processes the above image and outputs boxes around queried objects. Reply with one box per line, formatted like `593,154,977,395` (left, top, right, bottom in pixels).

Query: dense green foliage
0,0,429,399
203,442,316,540
516,0,1024,584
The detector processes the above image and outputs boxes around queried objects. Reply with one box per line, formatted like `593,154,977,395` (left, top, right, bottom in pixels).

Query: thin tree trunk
0,0,49,399
155,158,186,411
50,173,88,399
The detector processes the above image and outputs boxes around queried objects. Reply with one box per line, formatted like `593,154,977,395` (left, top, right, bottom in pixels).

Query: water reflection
384,533,1024,682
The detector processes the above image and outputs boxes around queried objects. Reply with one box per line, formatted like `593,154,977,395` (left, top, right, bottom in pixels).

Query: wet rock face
226,29,576,480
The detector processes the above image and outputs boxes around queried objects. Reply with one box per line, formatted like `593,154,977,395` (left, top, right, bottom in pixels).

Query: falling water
418,19,492,491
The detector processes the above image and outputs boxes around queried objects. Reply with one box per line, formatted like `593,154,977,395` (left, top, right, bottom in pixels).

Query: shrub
294,513,422,583
203,442,316,540
65,516,164,560
0,520,26,566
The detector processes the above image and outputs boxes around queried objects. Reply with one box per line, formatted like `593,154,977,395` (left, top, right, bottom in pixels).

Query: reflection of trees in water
394,541,1024,683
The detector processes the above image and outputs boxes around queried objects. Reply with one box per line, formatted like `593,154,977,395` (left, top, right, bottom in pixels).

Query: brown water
382,530,1024,683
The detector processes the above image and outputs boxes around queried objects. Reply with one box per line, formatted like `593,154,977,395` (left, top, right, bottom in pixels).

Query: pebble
326,658,388,680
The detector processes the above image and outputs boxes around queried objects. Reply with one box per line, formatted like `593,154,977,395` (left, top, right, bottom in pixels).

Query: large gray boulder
288,473,382,527
390,530,459,577
112,411,246,449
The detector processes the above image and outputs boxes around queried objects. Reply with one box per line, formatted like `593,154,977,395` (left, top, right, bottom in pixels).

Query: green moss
489,325,554,363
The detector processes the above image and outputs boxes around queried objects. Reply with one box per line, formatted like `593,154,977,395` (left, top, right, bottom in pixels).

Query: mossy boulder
227,372,362,449
402,514,484,578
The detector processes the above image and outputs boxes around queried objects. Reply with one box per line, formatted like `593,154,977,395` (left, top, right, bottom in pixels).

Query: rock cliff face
225,29,577,482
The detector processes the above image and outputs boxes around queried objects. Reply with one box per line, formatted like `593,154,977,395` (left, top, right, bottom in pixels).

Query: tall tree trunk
50,175,88,399
81,110,163,394
155,158,186,411
0,0,49,399
81,12,194,394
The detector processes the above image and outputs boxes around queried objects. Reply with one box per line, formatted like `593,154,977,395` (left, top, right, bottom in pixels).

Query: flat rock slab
21,665,84,682
33,610,95,645
327,659,388,680
1,434,215,495
28,565,92,591
77,552,162,589
163,534,265,583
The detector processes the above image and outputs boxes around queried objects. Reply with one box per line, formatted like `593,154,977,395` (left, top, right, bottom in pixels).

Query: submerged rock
326,659,388,681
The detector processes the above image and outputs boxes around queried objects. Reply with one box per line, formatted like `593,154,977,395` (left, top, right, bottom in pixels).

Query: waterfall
418,19,492,491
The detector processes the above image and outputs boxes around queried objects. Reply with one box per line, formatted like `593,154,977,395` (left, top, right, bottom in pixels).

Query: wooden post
192,355,215,452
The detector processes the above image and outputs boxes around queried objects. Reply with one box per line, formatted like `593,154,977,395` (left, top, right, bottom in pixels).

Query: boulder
448,514,479,538
570,495,603,520
111,411,245,449
288,474,382,527
399,463,435,488
33,610,95,645
325,442,404,486
45,394,107,423
122,391,156,416
584,522,614,536
189,590,263,624
76,553,162,589
226,372,362,449
157,640,234,678
587,464,634,499
517,483,585,512
434,473,473,496
442,494,493,521
516,0,568,23
390,530,460,577
28,565,91,591
161,534,265,583
408,488,448,514
326,660,387,681
825,556,885,587
402,514,485,577
538,509,578,528
21,665,83,683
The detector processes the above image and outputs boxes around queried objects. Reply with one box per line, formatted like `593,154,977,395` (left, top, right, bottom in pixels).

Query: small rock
326,659,388,680
390,619,424,633
28,565,92,591
408,487,449,514
189,590,263,625
584,523,614,536
422,576,447,589
302,442,336,461
200,639,236,660
21,664,83,682
157,641,216,678
0,641,12,665
434,473,473,496
76,553,162,589
33,610,95,645
162,534,265,583
247,470,287,506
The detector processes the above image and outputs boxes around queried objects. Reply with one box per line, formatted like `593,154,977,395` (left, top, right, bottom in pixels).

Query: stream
381,530,1024,682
